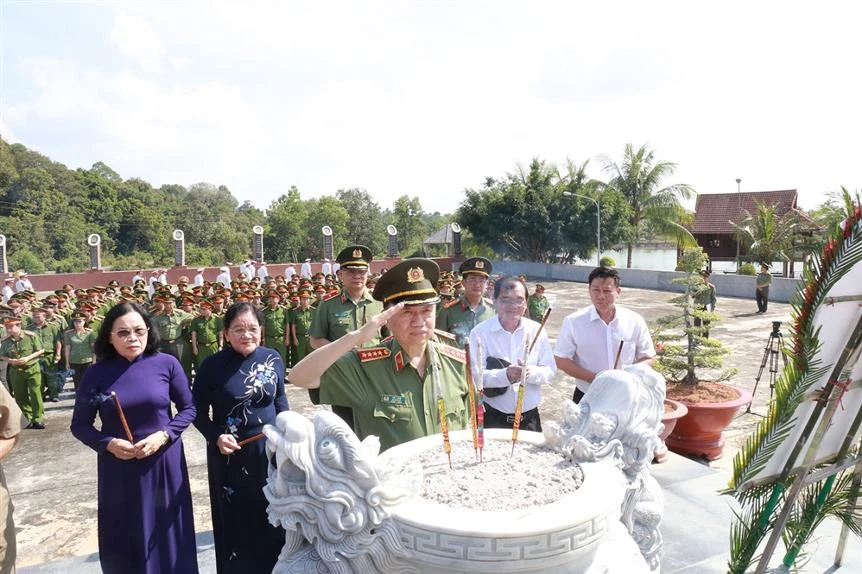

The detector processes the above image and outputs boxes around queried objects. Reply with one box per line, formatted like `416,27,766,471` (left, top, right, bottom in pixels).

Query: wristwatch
160,430,171,444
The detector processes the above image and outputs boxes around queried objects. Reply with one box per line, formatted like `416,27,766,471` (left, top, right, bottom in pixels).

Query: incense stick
110,391,134,442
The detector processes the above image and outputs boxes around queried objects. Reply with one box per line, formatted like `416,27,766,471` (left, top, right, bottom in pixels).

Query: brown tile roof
692,190,798,234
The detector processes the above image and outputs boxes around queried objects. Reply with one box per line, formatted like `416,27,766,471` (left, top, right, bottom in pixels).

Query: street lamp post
564,192,601,267
735,178,741,272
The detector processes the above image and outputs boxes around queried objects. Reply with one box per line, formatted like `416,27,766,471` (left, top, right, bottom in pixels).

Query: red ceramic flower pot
666,384,752,460
654,399,688,463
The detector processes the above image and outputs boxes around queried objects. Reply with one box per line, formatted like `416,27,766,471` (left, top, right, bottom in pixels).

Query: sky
2,1,861,215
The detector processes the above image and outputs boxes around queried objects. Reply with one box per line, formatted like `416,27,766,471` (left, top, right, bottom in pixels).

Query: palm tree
731,200,800,271
600,143,696,268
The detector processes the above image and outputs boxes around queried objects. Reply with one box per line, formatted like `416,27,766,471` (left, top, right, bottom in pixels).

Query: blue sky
2,1,861,215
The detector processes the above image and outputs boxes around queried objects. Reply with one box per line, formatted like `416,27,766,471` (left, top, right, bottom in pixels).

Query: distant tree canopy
0,138,453,272
457,158,631,263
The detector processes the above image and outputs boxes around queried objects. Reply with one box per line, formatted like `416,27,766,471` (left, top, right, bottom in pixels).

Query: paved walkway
9,279,860,572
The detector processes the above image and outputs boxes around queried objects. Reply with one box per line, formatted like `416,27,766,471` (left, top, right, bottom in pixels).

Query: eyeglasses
498,297,526,306
113,327,149,339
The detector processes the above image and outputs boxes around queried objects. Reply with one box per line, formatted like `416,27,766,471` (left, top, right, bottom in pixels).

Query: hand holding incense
110,391,134,442
237,432,265,447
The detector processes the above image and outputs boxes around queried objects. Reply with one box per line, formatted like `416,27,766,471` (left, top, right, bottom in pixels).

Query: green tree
266,187,308,262
390,195,426,255
301,197,350,260
336,188,386,256
600,143,696,268
731,200,800,266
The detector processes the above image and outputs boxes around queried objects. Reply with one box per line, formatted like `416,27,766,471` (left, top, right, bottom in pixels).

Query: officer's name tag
381,394,407,406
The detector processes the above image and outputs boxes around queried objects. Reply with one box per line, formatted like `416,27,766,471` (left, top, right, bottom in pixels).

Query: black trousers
572,387,585,404
756,287,769,312
483,403,542,432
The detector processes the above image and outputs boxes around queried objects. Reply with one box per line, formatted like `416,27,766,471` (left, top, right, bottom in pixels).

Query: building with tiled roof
692,189,808,266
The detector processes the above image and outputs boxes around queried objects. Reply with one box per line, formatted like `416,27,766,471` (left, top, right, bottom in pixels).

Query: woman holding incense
193,301,288,574
70,301,198,574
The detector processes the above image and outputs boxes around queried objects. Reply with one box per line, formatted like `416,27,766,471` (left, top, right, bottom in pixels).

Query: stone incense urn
263,364,665,573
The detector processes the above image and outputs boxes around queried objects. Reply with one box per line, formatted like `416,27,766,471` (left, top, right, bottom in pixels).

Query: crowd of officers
0,247,550,433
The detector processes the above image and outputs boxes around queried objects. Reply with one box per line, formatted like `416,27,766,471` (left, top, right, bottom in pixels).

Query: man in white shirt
158,269,168,286
555,266,655,403
215,266,231,287
257,261,269,280
468,276,556,431
321,258,332,276
1,278,14,303
131,270,144,285
14,272,32,293
285,264,297,280
300,258,312,278
332,261,340,275
193,267,205,286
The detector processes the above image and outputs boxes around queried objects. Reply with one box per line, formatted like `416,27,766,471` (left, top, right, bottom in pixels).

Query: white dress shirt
285,266,297,278
216,271,231,286
1,285,13,303
554,305,655,394
193,273,205,286
321,261,332,275
300,261,312,278
468,316,556,414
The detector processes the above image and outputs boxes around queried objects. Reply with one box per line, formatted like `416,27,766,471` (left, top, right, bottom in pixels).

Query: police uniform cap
298,287,312,298
107,279,120,287
3,317,22,327
459,257,492,278
267,290,281,300
199,299,213,309
336,245,372,270
372,258,440,306
71,310,87,321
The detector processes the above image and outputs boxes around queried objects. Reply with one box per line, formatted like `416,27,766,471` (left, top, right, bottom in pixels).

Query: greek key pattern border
398,517,608,562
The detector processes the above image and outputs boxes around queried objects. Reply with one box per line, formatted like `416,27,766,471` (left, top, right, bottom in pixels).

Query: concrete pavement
10,278,860,572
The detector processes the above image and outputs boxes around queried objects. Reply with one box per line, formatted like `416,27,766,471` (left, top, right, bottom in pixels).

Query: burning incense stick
110,391,134,442
429,343,452,469
475,340,485,462
464,342,479,458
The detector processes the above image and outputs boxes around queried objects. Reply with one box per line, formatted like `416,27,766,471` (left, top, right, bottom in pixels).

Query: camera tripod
747,321,788,414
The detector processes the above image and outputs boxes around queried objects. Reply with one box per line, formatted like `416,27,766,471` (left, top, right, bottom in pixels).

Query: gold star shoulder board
437,344,465,364
434,329,457,342
356,347,391,362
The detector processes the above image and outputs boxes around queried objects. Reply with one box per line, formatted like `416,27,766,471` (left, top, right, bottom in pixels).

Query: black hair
493,275,527,299
93,301,161,361
222,302,262,331
588,266,621,287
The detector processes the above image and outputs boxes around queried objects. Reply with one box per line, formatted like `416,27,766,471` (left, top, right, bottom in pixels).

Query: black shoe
49,397,60,403
31,422,45,430
25,422,34,430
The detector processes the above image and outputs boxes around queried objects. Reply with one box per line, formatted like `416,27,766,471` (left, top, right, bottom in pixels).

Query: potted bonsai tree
652,246,750,460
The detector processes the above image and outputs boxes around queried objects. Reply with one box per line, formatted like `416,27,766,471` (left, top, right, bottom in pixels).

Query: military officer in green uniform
262,290,288,365
178,296,197,381
190,299,223,366
0,317,46,428
27,307,62,402
290,258,469,452
308,245,384,429
150,295,192,361
290,287,315,365
527,283,550,322
436,257,496,347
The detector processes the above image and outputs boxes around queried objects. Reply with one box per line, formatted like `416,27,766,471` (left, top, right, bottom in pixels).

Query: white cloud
110,10,164,73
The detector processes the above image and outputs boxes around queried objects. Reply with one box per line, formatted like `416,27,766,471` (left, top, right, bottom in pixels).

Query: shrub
739,262,757,275
599,255,616,268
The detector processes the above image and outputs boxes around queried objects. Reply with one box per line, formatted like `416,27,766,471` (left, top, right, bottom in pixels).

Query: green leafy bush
738,262,757,275
599,255,616,268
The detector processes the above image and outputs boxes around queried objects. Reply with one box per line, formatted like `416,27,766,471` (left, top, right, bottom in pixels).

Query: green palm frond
725,199,862,573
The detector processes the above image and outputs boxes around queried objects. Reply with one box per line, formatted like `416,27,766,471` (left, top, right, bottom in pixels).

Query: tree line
0,138,451,273
0,136,851,274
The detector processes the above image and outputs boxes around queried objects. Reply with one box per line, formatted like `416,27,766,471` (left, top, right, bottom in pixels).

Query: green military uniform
0,331,45,425
190,314,222,365
29,322,62,401
308,289,384,345
262,305,288,364
320,336,468,452
290,305,315,363
527,291,549,322
435,295,495,347
756,266,772,313
152,308,192,360
179,316,195,381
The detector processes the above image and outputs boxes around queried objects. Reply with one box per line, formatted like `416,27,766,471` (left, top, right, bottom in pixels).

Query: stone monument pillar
253,225,264,262
87,233,102,270
321,226,334,261
386,224,398,258
172,229,185,267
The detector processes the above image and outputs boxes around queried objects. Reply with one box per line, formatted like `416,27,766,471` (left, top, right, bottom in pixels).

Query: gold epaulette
437,344,465,363
434,329,457,342
356,347,391,362
443,298,460,309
